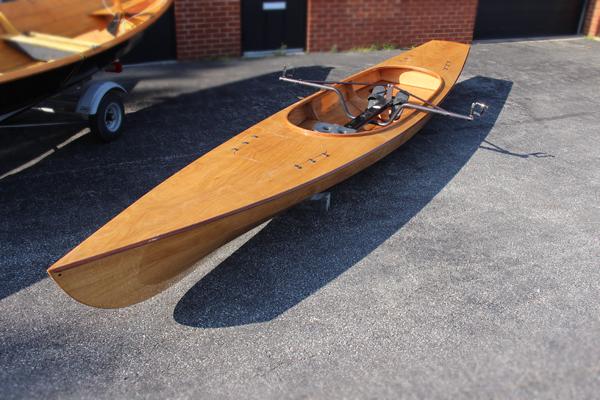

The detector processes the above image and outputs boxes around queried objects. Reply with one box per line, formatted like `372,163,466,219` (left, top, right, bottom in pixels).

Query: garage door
242,0,307,53
474,0,587,39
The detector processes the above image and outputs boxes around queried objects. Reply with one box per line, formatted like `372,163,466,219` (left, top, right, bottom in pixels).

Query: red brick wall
174,0,241,60
583,0,600,36
173,0,597,60
307,0,478,52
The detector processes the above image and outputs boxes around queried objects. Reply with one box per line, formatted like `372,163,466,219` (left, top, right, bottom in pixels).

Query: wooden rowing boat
0,0,172,121
48,40,477,308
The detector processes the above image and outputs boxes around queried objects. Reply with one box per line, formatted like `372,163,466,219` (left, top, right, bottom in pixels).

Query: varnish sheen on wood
48,40,471,308
0,0,172,80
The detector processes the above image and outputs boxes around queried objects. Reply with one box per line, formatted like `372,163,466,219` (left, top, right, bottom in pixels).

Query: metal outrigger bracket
394,101,488,122
279,66,488,132
280,66,358,119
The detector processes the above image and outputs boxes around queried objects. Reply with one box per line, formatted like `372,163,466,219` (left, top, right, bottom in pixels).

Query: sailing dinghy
48,40,487,308
0,0,172,121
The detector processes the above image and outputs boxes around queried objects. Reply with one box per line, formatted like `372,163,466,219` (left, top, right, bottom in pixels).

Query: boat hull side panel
48,116,430,308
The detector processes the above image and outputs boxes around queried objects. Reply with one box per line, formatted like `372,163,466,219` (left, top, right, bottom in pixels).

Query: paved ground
1,38,599,399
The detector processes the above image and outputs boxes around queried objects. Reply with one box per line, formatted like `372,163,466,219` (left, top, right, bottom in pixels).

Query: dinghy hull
0,0,171,120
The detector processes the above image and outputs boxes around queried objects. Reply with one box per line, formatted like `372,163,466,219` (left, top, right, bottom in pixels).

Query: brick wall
173,0,477,59
583,0,600,37
172,0,598,60
307,0,478,52
174,0,241,60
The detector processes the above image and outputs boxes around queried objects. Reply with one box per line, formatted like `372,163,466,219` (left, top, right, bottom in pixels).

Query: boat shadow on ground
0,66,333,301
173,75,513,328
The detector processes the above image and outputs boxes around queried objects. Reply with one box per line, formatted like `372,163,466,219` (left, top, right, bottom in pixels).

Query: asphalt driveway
1,38,599,399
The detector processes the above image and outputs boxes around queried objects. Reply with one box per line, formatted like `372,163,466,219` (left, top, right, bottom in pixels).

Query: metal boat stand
297,192,332,212
0,79,128,142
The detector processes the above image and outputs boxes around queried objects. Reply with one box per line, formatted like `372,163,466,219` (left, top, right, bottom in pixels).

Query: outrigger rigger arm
279,67,488,133
279,68,358,119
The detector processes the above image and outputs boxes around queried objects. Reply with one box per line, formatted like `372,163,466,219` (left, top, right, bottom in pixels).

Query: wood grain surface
48,40,471,308
0,0,171,79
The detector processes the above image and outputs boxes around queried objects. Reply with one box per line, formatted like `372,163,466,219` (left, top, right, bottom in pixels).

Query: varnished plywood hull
48,40,470,308
49,118,428,308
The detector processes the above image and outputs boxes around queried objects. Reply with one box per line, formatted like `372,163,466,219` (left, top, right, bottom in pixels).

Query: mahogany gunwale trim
48,45,469,275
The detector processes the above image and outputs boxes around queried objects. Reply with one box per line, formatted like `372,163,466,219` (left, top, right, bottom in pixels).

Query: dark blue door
242,0,307,52
474,0,586,39
122,5,176,63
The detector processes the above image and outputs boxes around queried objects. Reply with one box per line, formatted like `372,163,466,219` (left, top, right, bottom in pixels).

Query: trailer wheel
89,90,125,142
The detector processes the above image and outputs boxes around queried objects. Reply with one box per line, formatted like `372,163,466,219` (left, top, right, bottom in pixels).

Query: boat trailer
0,64,127,142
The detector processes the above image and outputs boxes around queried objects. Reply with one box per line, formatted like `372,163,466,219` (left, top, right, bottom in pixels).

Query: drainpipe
578,0,591,34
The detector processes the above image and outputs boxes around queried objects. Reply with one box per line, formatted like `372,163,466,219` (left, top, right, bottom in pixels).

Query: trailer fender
76,81,127,116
